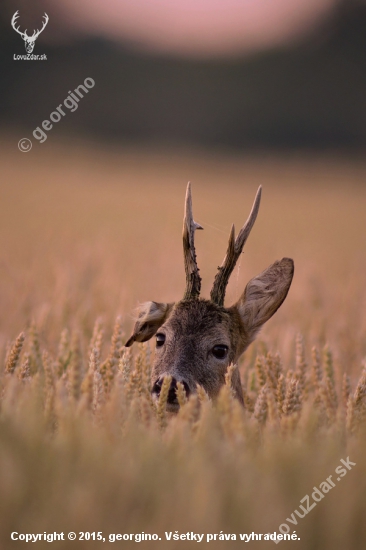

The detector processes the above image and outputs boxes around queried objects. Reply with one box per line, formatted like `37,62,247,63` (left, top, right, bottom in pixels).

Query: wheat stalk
157,375,171,429
5,332,25,374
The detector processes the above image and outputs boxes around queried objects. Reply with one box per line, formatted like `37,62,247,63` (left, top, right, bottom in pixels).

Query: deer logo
11,10,49,54
126,184,294,411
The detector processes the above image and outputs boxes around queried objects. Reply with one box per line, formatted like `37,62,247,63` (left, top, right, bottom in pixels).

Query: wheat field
1,139,366,549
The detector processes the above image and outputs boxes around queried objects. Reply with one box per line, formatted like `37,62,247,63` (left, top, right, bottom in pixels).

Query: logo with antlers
11,10,49,54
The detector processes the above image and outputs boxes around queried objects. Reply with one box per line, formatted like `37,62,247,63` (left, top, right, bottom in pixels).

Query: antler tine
11,10,19,25
183,182,203,300
210,186,262,306
33,13,49,39
11,11,26,38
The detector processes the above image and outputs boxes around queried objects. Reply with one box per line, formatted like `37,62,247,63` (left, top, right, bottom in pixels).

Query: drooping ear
234,258,294,341
125,301,174,347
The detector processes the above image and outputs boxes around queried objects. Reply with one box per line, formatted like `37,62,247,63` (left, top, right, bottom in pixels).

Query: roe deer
126,184,294,411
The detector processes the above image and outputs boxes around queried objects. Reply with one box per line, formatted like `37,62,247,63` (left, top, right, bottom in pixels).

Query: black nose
152,377,190,404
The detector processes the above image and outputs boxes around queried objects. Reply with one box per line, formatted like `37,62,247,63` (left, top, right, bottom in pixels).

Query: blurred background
1,0,366,149
1,0,366,364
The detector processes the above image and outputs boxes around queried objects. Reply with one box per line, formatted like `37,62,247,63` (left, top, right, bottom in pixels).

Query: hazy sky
50,0,338,57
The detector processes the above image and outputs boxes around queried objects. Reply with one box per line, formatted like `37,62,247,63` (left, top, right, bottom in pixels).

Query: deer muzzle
152,376,191,412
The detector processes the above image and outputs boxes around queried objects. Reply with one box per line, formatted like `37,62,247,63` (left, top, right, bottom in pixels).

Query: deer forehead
161,300,240,344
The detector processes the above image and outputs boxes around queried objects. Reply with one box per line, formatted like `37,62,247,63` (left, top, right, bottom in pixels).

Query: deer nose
152,377,190,405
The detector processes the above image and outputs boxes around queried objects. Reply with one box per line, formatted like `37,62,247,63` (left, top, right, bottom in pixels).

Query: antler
11,11,27,39
32,13,49,40
183,182,203,300
210,186,262,306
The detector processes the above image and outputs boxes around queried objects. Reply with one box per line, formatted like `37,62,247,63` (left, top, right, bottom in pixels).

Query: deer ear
235,258,294,340
125,301,174,347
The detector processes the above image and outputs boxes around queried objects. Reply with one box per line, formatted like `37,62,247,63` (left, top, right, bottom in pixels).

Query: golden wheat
1,146,366,548
4,331,25,374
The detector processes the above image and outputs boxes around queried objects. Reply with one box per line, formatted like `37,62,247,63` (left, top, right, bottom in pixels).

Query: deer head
11,11,49,54
126,184,294,411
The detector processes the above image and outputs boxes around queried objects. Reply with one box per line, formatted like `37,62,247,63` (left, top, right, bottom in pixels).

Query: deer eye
156,333,166,347
212,345,228,360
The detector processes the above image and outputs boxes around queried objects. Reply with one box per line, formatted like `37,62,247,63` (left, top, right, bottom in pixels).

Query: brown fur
126,259,293,408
